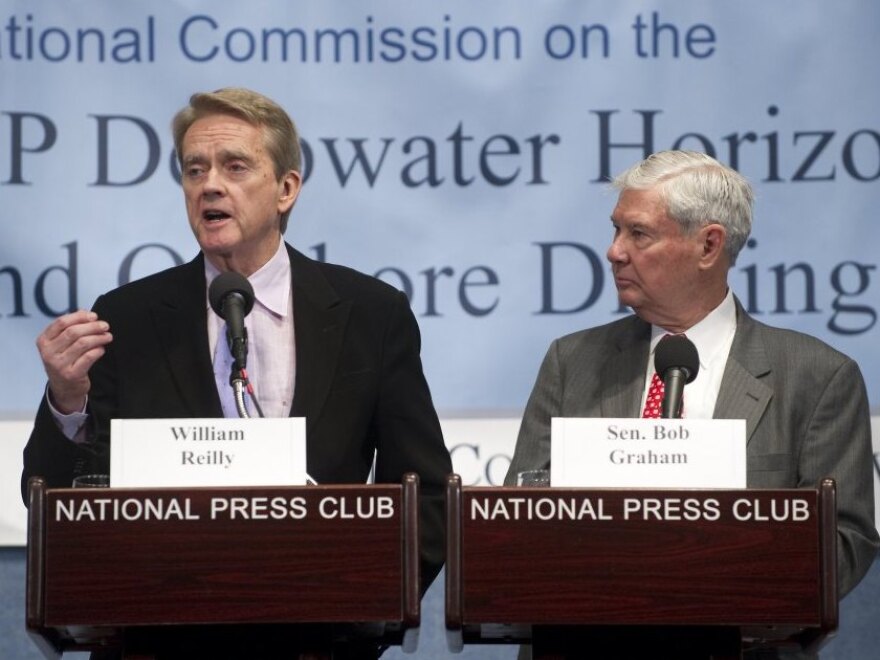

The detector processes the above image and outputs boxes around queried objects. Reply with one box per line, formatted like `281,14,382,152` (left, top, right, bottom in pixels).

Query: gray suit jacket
505,299,879,596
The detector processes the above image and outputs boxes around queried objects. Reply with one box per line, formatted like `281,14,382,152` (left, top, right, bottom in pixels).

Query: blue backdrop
2,0,879,417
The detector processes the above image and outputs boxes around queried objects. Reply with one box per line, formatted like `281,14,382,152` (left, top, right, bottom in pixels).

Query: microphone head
654,334,700,384
208,271,255,319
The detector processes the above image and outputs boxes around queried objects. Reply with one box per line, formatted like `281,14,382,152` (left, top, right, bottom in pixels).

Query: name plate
550,418,746,488
110,418,306,487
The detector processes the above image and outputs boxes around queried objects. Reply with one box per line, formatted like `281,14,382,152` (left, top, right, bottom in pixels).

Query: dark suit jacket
22,243,452,591
505,298,879,596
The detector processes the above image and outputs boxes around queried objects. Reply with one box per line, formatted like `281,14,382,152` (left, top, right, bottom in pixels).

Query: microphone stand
661,369,687,419
228,361,265,418
230,365,251,418
225,326,259,418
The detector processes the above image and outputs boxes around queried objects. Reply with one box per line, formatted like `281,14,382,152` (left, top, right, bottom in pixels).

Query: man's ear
698,223,727,269
278,170,302,215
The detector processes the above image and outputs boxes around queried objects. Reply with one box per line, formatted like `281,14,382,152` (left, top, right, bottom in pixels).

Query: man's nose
202,168,225,195
607,237,626,263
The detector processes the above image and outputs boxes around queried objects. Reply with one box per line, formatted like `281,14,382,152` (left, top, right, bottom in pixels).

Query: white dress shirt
641,289,737,419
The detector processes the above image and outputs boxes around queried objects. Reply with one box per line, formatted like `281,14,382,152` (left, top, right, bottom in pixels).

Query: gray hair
611,150,753,265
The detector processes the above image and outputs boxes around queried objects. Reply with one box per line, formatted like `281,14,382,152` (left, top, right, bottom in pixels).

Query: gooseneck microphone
209,272,262,418
654,335,700,419
208,272,255,370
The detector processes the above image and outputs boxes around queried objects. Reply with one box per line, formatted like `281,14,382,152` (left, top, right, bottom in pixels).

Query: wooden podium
445,475,838,659
26,475,422,659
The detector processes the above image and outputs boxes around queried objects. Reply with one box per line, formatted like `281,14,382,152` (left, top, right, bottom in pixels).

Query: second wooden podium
445,474,838,659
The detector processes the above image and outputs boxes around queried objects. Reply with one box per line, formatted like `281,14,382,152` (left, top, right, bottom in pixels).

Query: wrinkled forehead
612,187,669,219
181,115,267,156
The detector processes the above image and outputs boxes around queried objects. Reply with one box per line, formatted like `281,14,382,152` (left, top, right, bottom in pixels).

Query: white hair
612,150,754,264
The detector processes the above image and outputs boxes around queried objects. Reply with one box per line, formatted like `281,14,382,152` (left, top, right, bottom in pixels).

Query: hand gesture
36,310,113,414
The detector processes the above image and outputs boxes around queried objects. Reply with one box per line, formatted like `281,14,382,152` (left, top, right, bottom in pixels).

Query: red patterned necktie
642,371,664,418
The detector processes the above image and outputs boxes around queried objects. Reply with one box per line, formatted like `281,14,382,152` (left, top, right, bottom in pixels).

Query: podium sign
550,417,746,488
26,476,421,657
446,476,838,657
110,417,307,487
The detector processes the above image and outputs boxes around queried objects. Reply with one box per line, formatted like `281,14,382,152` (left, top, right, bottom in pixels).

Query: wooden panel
457,487,825,626
39,484,404,627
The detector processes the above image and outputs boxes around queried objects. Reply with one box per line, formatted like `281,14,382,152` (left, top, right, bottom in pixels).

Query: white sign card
550,418,746,488
110,418,307,487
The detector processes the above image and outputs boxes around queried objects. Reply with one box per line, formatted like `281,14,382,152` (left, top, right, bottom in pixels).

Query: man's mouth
203,210,230,223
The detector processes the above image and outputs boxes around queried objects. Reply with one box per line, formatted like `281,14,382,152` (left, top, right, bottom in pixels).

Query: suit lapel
600,317,651,417
713,300,773,443
150,254,222,417
288,246,351,432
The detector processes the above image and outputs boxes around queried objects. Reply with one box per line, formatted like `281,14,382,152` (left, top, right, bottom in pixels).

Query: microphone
654,335,700,419
208,271,255,369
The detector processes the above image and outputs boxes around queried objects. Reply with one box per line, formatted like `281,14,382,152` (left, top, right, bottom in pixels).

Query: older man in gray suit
506,151,878,623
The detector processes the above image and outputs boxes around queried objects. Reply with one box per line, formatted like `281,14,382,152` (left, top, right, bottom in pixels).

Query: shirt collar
648,289,737,368
204,240,291,318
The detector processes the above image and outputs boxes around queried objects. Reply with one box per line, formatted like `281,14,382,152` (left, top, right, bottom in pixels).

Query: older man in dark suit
22,88,452,600
505,150,878,658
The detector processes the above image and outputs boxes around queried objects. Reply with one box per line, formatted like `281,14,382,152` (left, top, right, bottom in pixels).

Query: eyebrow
181,153,205,167
182,149,254,167
217,148,253,163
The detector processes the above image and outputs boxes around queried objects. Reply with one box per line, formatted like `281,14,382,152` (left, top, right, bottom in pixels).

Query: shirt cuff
46,387,88,442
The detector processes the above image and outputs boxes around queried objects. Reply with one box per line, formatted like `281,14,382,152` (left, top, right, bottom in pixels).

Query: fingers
37,310,113,413
38,311,113,367
40,310,104,345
